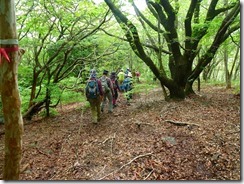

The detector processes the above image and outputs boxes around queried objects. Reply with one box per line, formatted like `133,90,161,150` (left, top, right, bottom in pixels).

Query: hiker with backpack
117,69,125,92
100,70,114,113
85,69,103,123
117,69,125,86
110,71,121,108
125,68,132,77
122,74,133,105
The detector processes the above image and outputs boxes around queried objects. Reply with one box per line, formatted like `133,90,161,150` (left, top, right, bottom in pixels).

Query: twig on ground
164,120,199,127
135,121,153,129
98,152,153,180
144,169,154,180
36,148,51,158
102,137,113,144
226,130,240,135
102,133,116,154
94,165,107,180
20,163,29,173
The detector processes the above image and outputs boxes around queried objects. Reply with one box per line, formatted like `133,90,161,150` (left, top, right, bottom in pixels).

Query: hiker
125,68,132,77
100,70,114,113
117,69,125,86
110,71,121,108
85,69,103,123
135,70,140,83
122,74,133,104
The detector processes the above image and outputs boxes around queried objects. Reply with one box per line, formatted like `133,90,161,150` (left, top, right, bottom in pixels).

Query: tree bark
223,0,231,89
23,100,45,120
0,0,24,180
104,0,239,99
224,47,231,88
232,44,240,80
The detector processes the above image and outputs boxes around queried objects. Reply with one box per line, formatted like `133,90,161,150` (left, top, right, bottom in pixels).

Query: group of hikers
85,68,138,123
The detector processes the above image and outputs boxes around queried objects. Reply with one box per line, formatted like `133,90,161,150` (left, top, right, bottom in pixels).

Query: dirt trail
0,86,240,180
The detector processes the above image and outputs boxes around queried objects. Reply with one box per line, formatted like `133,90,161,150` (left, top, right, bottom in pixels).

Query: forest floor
0,84,241,180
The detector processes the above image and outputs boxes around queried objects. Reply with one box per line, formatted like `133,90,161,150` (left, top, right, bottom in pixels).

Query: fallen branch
20,163,29,173
102,137,113,144
144,169,154,180
164,120,199,127
226,130,240,135
36,148,51,158
98,152,153,180
94,165,107,180
135,121,153,129
102,133,116,154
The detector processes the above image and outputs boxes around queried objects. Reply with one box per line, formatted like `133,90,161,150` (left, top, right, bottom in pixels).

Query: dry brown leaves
0,86,240,180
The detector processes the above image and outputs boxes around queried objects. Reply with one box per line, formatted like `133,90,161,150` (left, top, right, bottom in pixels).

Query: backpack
86,80,99,99
123,78,132,91
100,77,110,93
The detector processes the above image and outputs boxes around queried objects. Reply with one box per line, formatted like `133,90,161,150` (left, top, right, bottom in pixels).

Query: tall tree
16,0,113,119
223,40,240,88
104,0,240,99
0,0,24,179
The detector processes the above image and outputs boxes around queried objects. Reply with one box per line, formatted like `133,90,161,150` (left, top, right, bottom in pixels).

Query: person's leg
107,92,113,112
96,98,101,121
89,100,98,123
112,97,116,107
129,89,133,99
113,90,118,107
101,94,107,112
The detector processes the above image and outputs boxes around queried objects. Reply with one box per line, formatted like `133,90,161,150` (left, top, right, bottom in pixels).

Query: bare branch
98,152,153,180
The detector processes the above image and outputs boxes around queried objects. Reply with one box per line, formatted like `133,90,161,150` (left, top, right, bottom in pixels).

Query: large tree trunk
185,81,195,96
45,87,51,117
224,47,231,89
104,0,240,100
232,45,240,81
159,79,185,99
0,0,24,180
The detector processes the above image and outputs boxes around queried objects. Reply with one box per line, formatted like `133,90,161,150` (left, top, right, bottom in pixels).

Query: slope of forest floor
0,85,241,180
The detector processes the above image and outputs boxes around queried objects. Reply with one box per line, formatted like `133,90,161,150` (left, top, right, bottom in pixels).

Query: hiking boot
101,108,104,113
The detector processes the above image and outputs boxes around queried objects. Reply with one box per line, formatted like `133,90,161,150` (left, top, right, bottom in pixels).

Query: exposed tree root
164,119,200,127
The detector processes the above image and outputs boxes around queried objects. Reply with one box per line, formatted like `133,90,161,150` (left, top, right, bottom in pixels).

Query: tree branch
98,152,153,180
164,120,199,127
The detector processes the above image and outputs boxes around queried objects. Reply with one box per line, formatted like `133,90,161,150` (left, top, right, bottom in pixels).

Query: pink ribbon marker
0,46,19,63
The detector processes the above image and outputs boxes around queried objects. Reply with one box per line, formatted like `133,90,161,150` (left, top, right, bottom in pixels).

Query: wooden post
0,0,24,180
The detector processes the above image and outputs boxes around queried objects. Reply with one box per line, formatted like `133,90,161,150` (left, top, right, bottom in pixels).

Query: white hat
128,73,132,77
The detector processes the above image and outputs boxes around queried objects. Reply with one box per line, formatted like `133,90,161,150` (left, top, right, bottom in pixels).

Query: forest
0,0,240,180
